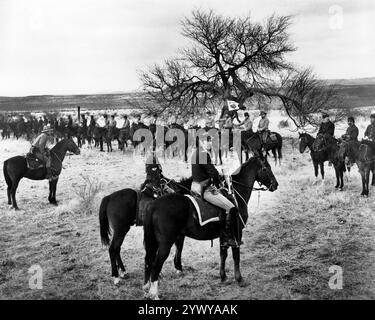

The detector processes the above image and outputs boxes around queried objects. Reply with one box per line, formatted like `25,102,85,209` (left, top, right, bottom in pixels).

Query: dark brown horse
338,140,375,196
3,138,80,209
308,133,347,189
99,177,193,284
243,131,283,165
143,156,278,300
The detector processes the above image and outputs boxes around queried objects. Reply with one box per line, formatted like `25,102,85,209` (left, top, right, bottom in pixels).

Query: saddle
134,182,175,226
184,194,225,226
25,152,45,170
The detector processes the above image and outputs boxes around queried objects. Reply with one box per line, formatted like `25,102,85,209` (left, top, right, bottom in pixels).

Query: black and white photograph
0,0,374,305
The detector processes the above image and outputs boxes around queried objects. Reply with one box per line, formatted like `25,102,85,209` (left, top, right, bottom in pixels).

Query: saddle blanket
184,194,222,226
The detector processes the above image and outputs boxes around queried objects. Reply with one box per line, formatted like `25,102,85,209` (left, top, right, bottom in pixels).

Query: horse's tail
99,195,111,246
3,160,12,188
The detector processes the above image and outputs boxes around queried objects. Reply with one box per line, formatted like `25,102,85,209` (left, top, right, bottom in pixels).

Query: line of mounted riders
299,113,375,196
0,110,283,165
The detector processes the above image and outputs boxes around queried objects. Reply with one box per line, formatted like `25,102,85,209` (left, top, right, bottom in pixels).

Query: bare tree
140,10,294,112
140,9,345,128
279,68,348,128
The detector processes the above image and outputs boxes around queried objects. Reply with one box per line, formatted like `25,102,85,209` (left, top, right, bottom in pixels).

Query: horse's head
66,137,80,155
298,132,311,153
255,156,278,192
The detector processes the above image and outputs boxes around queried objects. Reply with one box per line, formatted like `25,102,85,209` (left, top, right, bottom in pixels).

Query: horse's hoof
144,292,160,300
119,270,128,279
113,277,120,285
220,275,227,282
142,282,151,293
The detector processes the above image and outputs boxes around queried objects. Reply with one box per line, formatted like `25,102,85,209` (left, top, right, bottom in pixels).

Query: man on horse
30,124,54,179
81,114,87,128
191,134,238,248
364,114,375,142
342,116,359,142
140,151,174,197
317,113,335,137
238,112,253,133
257,110,270,144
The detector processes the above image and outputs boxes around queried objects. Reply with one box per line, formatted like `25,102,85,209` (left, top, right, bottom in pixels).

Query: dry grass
0,138,375,300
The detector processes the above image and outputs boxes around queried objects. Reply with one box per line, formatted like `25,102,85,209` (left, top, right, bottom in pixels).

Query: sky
0,0,374,96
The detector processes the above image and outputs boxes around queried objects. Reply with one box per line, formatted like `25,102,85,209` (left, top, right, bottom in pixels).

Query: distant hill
1,77,374,112
0,92,153,112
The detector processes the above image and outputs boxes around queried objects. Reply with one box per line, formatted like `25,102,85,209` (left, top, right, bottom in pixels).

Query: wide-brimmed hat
260,110,267,116
322,112,330,119
41,124,53,133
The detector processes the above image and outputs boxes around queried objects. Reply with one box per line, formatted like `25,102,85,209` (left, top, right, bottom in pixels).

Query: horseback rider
81,114,87,128
122,114,130,129
109,115,117,130
238,112,253,133
191,134,238,248
317,113,335,137
140,151,174,197
257,110,270,144
150,113,158,126
103,114,110,128
30,124,54,179
342,116,359,142
364,114,375,142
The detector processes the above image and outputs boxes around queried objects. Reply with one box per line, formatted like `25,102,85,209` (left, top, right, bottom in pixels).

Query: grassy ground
0,138,374,300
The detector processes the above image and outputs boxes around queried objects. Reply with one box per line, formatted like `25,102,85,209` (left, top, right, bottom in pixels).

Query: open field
1,137,375,300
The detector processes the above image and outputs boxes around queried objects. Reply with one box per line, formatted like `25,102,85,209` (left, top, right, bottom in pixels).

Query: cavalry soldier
205,111,215,128
238,112,253,133
109,115,117,128
191,134,238,248
30,124,54,179
342,116,359,142
257,110,270,143
103,114,110,128
81,114,87,128
223,113,233,130
122,114,130,129
364,114,375,141
140,151,174,197
317,113,335,137
89,115,96,127
150,113,158,126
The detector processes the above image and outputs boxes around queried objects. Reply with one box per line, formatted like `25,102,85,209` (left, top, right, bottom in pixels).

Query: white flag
227,100,239,111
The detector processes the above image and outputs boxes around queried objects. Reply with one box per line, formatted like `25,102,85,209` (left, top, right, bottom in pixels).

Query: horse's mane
231,157,259,176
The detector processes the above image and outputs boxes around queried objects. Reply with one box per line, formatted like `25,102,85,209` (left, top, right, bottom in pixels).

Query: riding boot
222,208,238,248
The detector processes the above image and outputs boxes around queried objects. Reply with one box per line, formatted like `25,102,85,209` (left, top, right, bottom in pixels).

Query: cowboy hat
260,110,267,116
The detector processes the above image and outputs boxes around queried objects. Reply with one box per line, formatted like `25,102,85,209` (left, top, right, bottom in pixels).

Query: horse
3,138,80,210
338,140,375,196
308,133,347,189
243,131,283,165
143,156,278,300
99,177,193,284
